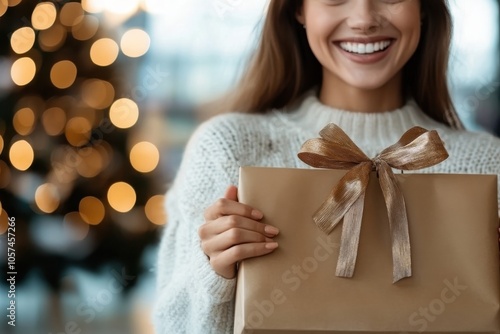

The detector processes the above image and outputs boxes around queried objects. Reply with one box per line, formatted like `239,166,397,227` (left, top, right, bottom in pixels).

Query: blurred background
0,0,498,333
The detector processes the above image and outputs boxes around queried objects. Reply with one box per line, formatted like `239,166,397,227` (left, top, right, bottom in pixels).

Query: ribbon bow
298,124,448,283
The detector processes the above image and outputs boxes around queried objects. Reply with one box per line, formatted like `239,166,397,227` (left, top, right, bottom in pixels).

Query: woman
153,1,500,333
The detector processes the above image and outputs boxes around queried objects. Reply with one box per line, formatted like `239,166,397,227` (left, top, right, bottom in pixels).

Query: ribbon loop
298,124,448,283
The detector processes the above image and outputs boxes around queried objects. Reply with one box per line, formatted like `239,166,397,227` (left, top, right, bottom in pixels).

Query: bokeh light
39,24,67,52
0,0,7,18
63,212,89,241
72,15,99,41
120,29,150,58
65,117,92,146
82,0,141,16
60,2,84,27
76,147,104,178
130,141,159,173
32,2,57,30
42,107,66,136
11,57,36,86
79,196,105,225
71,107,96,126
107,182,136,213
0,160,11,188
81,0,103,14
81,79,115,109
90,38,119,67
109,98,139,129
13,107,36,136
8,0,22,6
103,0,140,15
11,27,36,54
50,60,77,89
0,209,8,235
0,135,4,155
145,195,167,225
35,183,60,213
9,140,34,171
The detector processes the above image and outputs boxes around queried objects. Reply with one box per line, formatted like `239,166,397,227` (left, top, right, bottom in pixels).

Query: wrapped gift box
234,166,499,334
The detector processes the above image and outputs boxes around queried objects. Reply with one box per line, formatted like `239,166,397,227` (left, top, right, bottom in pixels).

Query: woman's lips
334,39,395,64
339,40,393,54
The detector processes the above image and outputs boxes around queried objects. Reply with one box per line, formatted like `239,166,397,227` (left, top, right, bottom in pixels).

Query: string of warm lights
0,0,167,241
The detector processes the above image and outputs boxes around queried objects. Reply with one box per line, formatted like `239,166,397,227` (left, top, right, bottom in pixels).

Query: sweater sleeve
153,117,241,334
465,132,500,209
468,132,500,209
486,136,500,210
437,130,500,209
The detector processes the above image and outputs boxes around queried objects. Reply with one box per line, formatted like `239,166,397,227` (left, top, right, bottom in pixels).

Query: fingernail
251,209,263,219
265,225,279,235
265,242,278,250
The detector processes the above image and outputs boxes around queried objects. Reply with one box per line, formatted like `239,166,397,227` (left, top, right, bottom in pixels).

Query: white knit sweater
153,91,500,334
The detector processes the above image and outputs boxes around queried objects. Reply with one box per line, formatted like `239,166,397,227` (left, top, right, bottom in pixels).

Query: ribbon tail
312,162,372,234
378,162,412,283
336,192,365,278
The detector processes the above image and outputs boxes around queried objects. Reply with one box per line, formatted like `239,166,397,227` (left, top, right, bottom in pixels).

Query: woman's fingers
203,197,262,221
204,185,263,221
199,185,279,278
202,226,275,255
199,215,279,239
210,242,279,279
224,185,238,202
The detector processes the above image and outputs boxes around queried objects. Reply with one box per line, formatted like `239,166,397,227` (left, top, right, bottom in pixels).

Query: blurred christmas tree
0,0,167,294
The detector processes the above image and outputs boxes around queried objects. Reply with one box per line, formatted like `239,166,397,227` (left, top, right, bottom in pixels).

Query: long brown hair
225,0,463,129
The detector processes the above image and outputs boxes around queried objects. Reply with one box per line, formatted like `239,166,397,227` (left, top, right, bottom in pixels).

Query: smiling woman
296,0,422,111
152,1,500,333
225,0,461,129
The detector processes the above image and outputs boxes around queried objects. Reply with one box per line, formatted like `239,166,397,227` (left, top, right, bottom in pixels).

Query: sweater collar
284,90,448,150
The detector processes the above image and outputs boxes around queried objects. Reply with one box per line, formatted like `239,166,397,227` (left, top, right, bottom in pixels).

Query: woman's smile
338,39,392,54
334,37,396,64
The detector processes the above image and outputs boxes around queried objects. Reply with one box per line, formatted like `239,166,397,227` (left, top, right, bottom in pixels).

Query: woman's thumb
223,185,238,202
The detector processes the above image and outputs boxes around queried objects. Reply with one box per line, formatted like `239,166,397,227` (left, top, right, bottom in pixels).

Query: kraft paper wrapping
234,167,500,334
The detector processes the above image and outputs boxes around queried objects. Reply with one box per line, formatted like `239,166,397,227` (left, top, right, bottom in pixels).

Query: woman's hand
199,185,279,279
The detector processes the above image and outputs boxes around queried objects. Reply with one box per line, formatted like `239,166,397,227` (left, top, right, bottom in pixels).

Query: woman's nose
346,0,383,33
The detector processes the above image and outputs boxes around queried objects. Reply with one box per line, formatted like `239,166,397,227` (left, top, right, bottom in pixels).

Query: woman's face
297,0,421,92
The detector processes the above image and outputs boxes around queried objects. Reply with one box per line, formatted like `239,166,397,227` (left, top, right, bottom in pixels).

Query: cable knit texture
153,91,500,334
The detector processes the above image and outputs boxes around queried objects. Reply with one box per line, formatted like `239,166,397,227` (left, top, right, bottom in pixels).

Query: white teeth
339,41,392,55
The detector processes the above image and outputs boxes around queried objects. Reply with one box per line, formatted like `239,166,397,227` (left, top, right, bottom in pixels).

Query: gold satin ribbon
298,124,449,283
